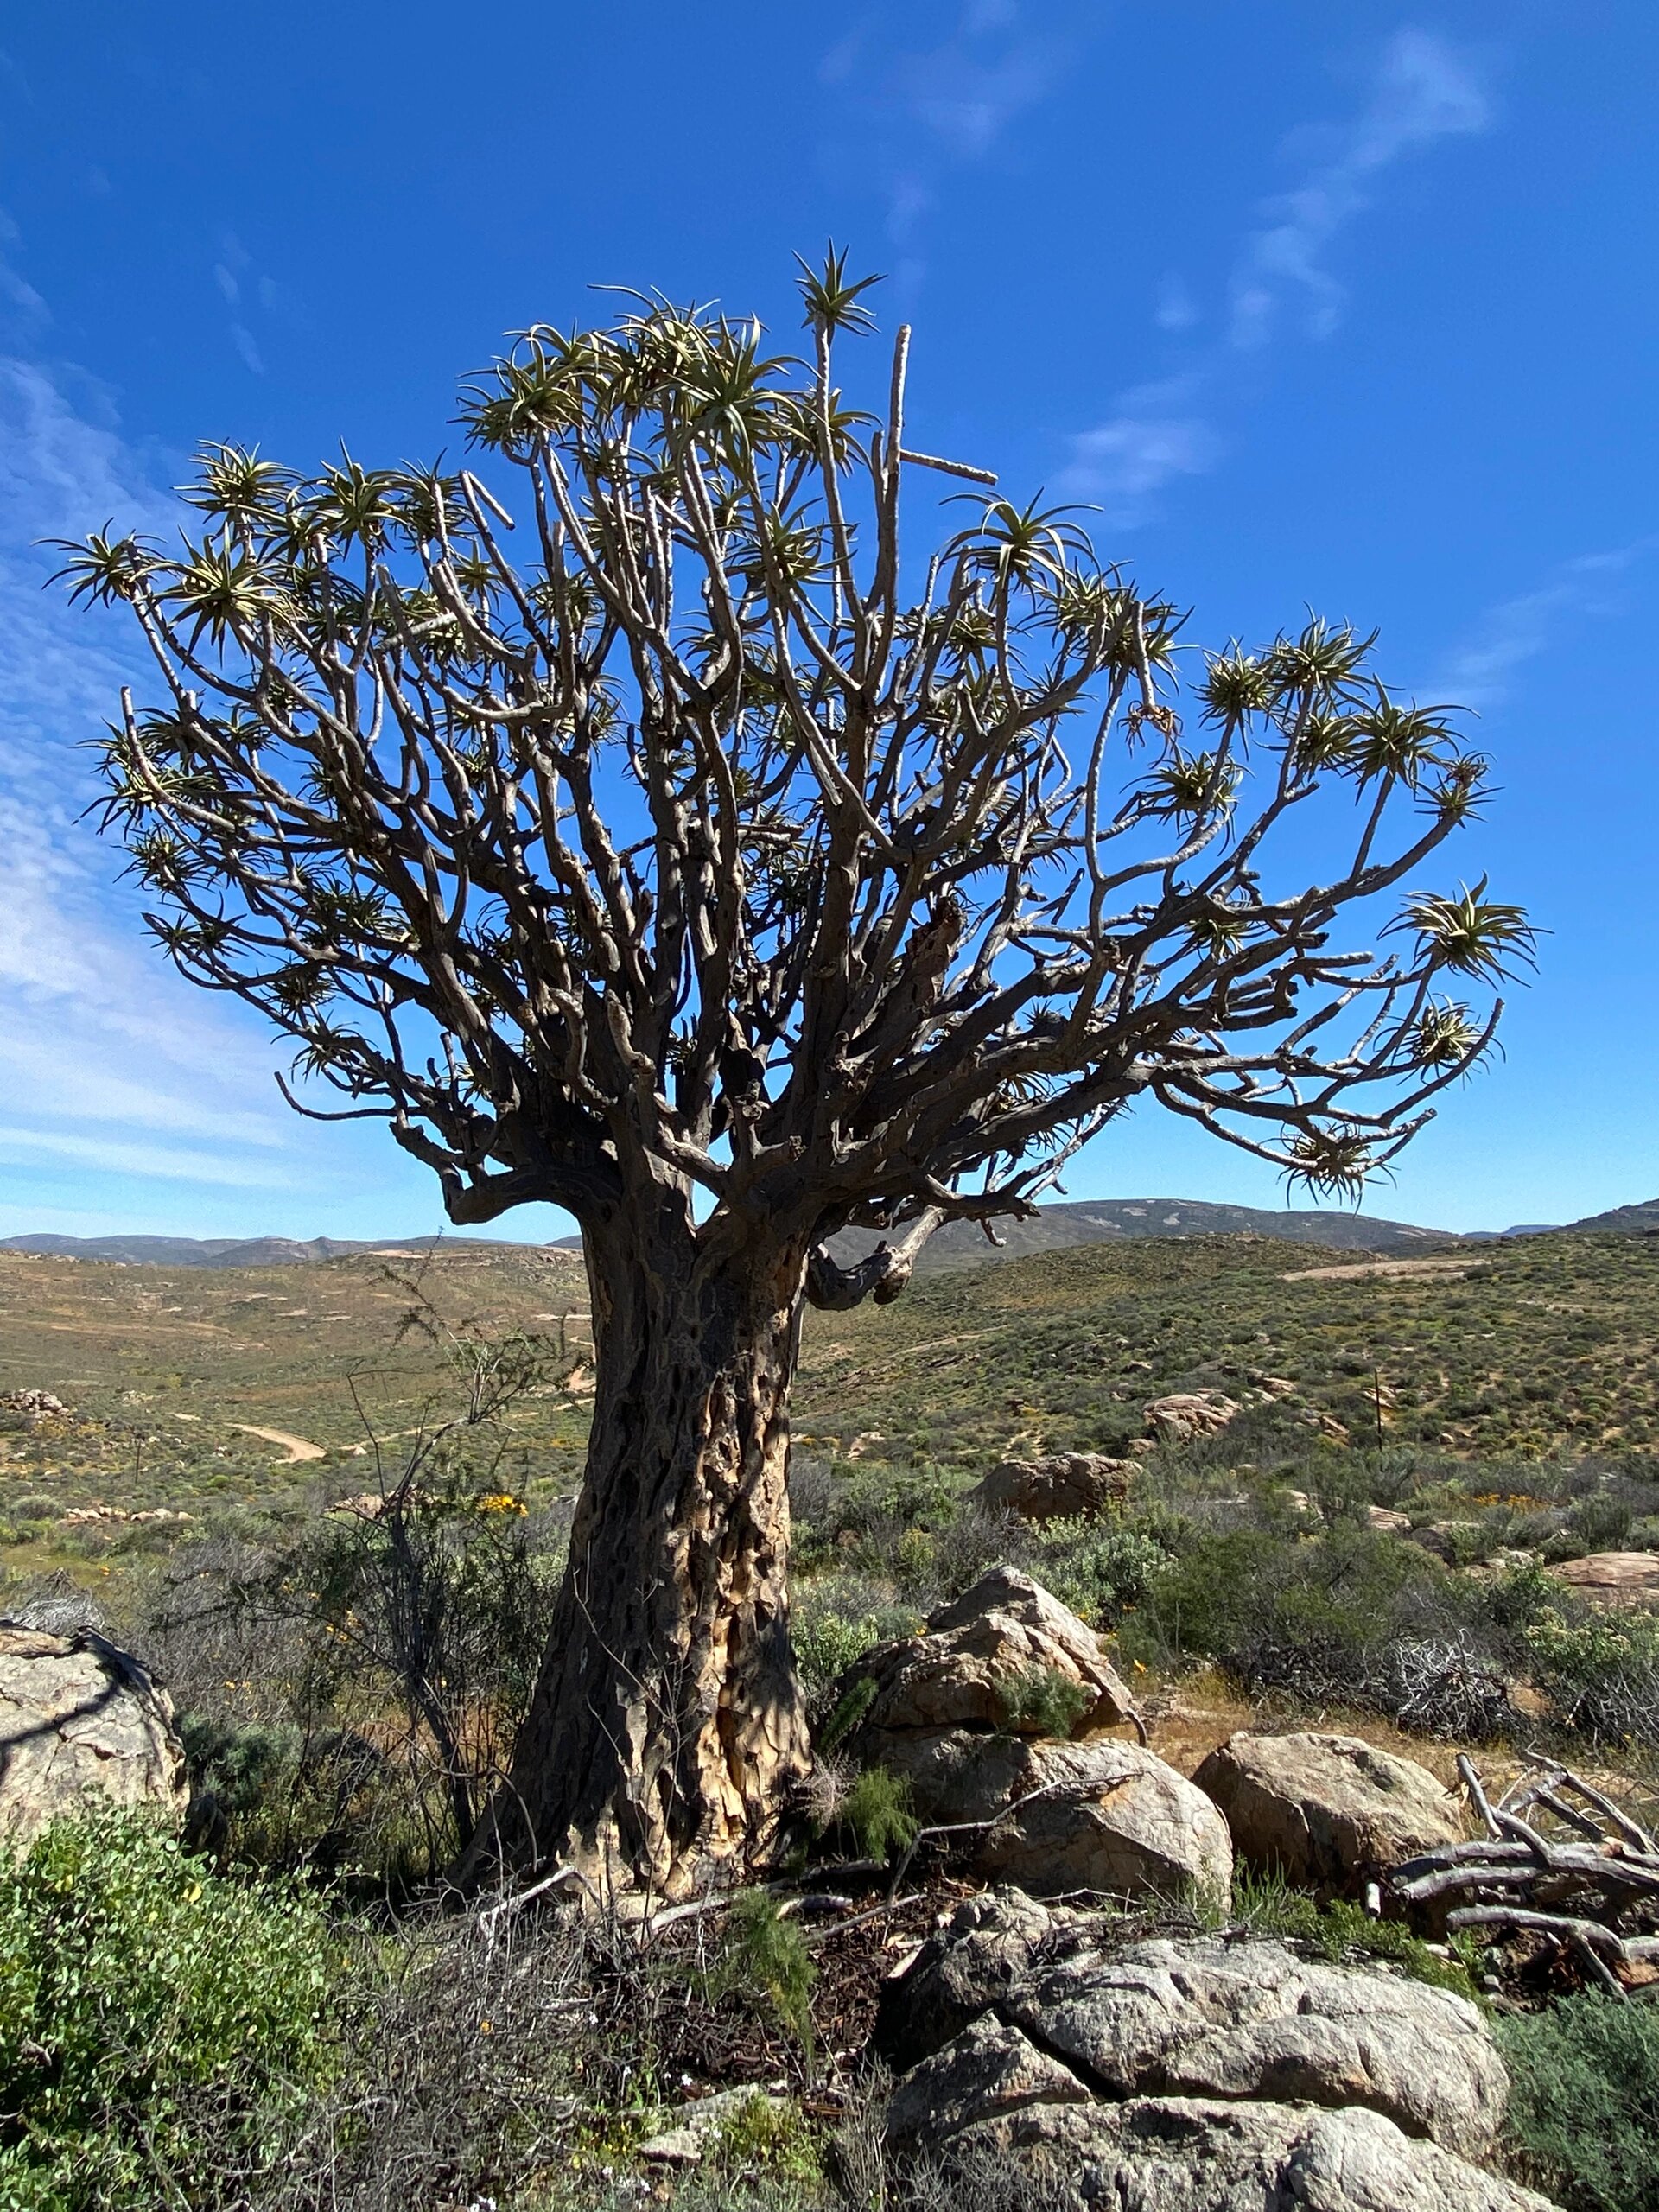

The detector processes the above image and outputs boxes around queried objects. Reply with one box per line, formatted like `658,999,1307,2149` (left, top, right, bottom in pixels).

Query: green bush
0,1809,338,2210
836,1769,919,1862
791,1581,918,1705
711,2092,821,2183
817,1674,878,1753
998,1662,1095,1738
1498,1993,1659,2211
1521,1603,1659,1747
1032,1516,1174,1624
714,1891,817,2052
1229,1870,1476,1999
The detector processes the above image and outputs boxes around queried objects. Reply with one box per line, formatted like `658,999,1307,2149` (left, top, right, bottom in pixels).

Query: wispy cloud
210,229,274,376
1428,541,1657,709
1154,275,1198,334
817,2,1094,281
1230,29,1491,350
1062,28,1494,524
0,1126,296,1189
1058,378,1218,515
0,323,359,1224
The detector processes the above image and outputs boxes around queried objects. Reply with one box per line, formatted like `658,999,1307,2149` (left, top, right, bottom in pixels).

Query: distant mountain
827,1197,1462,1270
14,1196,1655,1274
0,1233,530,1268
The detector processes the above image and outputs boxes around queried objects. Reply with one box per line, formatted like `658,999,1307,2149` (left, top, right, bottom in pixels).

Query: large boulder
1000,1933,1505,2161
1194,1730,1463,1894
863,1732,1230,1907
1143,1391,1241,1442
861,1726,1036,1825
972,1452,1130,1523
977,1739,1233,1910
0,1623,188,1851
940,2097,1557,2212
1548,1550,1659,1608
877,1900,1549,2209
874,1886,1054,2067
841,1566,1144,1745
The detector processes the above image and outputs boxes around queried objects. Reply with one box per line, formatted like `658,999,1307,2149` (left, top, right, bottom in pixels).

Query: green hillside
6,1225,1658,1576
795,1229,1659,1470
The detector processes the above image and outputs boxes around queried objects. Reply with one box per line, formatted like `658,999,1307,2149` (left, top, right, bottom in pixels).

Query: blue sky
0,1,1655,1243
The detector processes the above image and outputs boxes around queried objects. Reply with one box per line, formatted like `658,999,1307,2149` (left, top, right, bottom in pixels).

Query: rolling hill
828,1197,1461,1268
0,1232,528,1268
8,1196,1656,1277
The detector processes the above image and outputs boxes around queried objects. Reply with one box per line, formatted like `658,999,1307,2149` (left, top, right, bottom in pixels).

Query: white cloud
1154,274,1198,334
1429,541,1656,709
231,323,264,375
897,31,1058,162
818,2,1092,269
1059,378,1219,517
0,1126,296,1189
1230,29,1491,349
1058,29,1496,523
0,345,338,1223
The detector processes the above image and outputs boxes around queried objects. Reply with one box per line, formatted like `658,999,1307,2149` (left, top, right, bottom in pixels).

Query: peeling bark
468,1202,810,1897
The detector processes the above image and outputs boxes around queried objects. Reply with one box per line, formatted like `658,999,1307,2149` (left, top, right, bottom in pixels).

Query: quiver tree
61,253,1532,1896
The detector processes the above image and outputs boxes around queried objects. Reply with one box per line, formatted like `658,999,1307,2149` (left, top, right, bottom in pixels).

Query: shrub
836,1769,919,1862
712,2092,822,2183
1229,1869,1475,1999
1522,1604,1659,1748
1121,1518,1478,1711
791,1580,918,1718
1032,1516,1173,1625
0,1810,337,2210
928,1504,1034,1598
998,1663,1095,1738
150,1476,561,1875
714,1891,817,2060
817,1675,879,1753
1498,1993,1659,2211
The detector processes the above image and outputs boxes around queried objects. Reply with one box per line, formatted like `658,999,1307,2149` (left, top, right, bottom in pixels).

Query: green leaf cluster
0,1810,338,2210
1498,1993,1659,2212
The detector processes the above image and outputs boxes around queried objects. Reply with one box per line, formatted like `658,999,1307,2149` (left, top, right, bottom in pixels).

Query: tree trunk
467,1201,812,1897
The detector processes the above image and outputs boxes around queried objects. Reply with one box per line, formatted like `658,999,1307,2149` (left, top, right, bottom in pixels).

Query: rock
637,2087,788,2166
885,2015,1092,2154
1368,1504,1413,1533
1193,1731,1463,1894
1548,1550,1659,1608
60,1506,193,1528
977,1738,1233,1909
1245,1370,1297,1398
0,1389,67,1423
944,2097,1558,2212
874,1886,1052,2067
0,1623,188,1851
1001,1933,1505,2160
842,1567,1144,1745
973,1452,1131,1523
861,1726,1037,1825
864,1732,1230,1906
1143,1391,1241,1442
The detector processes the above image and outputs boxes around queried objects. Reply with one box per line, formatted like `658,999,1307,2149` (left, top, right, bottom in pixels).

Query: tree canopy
60,250,1531,1287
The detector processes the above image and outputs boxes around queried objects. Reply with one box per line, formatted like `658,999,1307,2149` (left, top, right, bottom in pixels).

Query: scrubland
5,1227,1659,2211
